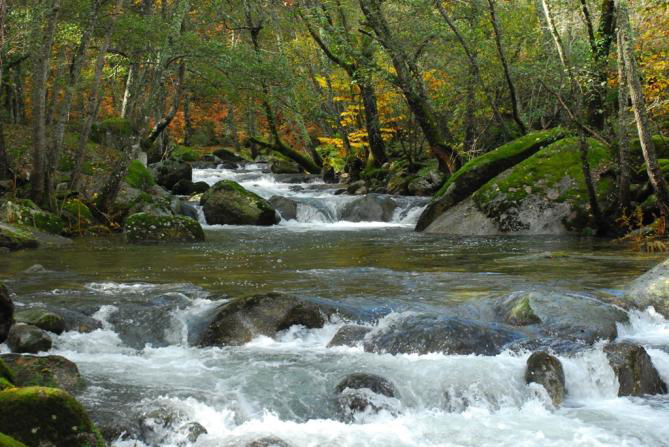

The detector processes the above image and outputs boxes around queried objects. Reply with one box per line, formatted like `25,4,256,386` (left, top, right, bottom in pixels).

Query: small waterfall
192,163,428,228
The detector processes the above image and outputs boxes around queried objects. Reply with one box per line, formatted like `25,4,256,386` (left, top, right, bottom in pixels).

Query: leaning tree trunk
617,0,669,216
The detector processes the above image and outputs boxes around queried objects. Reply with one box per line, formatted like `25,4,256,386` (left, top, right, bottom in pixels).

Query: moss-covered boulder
270,160,302,174
424,137,615,235
124,212,205,243
0,201,64,235
0,433,27,447
0,355,84,394
200,180,280,226
61,199,94,229
416,129,565,231
0,386,104,447
0,358,14,391
0,284,13,344
0,223,39,251
199,293,331,346
91,116,135,149
149,160,192,191
125,160,155,191
14,309,66,335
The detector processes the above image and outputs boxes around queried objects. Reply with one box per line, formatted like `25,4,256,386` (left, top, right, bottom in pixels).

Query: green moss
125,160,156,191
172,145,201,162
0,433,27,447
124,212,205,243
630,135,669,161
0,387,103,447
507,296,540,325
435,128,566,199
0,361,14,386
0,223,39,251
94,117,133,137
0,201,65,235
15,309,65,334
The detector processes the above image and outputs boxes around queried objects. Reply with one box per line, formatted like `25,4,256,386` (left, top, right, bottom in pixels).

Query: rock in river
14,309,65,335
124,212,205,243
340,194,397,222
199,293,332,346
604,342,667,397
7,324,52,354
363,314,523,355
525,351,566,406
624,257,669,317
201,180,280,226
0,354,84,394
335,373,399,416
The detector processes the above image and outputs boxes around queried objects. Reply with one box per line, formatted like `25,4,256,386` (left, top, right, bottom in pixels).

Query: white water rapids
2,162,669,447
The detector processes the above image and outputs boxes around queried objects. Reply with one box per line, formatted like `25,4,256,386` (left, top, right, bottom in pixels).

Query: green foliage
171,145,201,162
125,160,156,191
0,433,27,447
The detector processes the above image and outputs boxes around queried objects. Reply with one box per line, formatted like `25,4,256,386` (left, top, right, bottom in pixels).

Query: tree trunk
358,0,461,173
486,0,526,134
616,30,631,211
183,93,192,146
141,61,186,150
0,0,12,180
30,0,61,208
579,133,607,233
617,0,669,216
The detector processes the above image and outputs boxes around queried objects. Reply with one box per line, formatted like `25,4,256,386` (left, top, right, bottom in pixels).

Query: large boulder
0,355,84,394
0,285,13,343
200,180,280,226
423,137,615,235
171,179,209,196
246,437,292,447
363,314,523,356
124,212,205,243
624,257,669,317
0,223,39,252
416,129,565,231
149,160,192,191
335,373,399,416
14,309,65,335
199,293,330,346
497,292,627,342
0,201,64,235
213,148,246,163
269,196,298,221
604,343,667,396
7,324,52,354
0,386,104,447
340,194,397,222
270,160,302,174
525,351,566,406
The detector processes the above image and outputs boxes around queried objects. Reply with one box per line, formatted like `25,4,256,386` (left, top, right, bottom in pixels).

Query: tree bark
30,0,61,208
485,0,526,134
617,0,669,216
0,0,12,180
616,30,631,211
358,0,461,173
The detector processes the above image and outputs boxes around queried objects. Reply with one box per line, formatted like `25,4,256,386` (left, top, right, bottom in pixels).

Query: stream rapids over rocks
3,162,669,447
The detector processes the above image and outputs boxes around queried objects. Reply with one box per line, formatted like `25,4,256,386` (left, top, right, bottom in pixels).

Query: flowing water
2,163,669,447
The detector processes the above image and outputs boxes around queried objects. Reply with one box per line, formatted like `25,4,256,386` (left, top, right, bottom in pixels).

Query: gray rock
15,308,66,334
270,160,302,174
199,293,332,347
327,325,371,348
269,196,298,221
0,283,13,343
201,180,280,226
497,292,627,343
7,323,53,353
340,194,397,222
150,160,193,190
363,314,523,355
246,437,292,447
525,351,566,406
625,257,669,317
335,373,399,416
604,342,667,396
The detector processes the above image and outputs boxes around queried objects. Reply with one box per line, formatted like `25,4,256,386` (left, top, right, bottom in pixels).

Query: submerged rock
327,325,371,348
201,180,280,226
624,257,669,317
7,324,52,354
340,194,397,222
604,342,667,396
0,354,84,394
14,309,65,335
269,196,298,221
525,352,566,406
139,406,207,446
335,373,399,416
363,314,523,355
246,436,292,447
124,212,205,243
0,386,103,447
497,292,627,342
0,284,13,344
199,293,331,346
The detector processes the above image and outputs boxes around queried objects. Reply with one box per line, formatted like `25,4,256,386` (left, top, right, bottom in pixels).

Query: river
2,162,669,447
